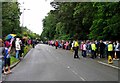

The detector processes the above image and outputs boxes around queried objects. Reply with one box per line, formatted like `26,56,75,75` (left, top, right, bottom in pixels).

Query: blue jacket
4,47,10,59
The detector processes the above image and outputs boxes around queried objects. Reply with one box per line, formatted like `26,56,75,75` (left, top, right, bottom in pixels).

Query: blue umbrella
5,34,16,40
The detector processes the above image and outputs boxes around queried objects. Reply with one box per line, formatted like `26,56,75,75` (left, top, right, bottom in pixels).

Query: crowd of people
0,37,38,75
47,40,120,60
1,37,120,75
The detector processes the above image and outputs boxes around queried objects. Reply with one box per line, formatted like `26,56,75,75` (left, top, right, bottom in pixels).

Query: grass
10,56,18,65
10,45,32,65
23,45,32,57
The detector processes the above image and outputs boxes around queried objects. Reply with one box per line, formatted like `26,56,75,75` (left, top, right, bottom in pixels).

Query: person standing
99,40,105,58
65,41,69,50
71,41,75,51
55,40,58,49
95,40,100,57
86,41,92,57
83,41,87,57
114,41,120,60
104,41,109,58
15,38,21,59
3,41,12,74
19,38,24,58
68,40,72,50
74,39,79,59
32,39,35,48
80,41,84,57
91,41,97,59
52,40,54,47
108,41,114,59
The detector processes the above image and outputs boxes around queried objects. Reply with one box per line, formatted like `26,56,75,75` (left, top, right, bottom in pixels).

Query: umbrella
5,34,16,40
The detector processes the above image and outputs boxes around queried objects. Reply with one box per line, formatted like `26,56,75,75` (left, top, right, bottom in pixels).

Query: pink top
80,44,84,50
83,44,87,50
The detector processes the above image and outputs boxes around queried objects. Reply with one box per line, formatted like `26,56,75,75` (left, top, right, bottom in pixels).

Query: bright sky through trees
18,0,54,35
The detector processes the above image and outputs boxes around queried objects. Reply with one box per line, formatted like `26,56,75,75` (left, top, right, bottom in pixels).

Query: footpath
97,58,120,70
1,46,33,82
53,46,120,70
2,47,33,72
78,51,120,70
57,46,120,70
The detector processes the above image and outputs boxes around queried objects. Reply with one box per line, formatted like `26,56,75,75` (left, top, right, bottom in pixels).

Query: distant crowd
45,40,120,60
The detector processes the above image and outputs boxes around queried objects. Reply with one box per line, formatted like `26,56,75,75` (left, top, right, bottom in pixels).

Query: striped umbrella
5,34,16,40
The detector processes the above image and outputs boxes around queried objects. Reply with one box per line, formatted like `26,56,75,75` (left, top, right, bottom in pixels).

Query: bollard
108,55,113,64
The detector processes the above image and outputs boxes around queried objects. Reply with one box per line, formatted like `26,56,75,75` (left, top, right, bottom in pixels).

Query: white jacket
115,43,120,51
15,38,21,50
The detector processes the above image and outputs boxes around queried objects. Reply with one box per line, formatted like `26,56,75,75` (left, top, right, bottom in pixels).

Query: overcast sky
18,0,54,35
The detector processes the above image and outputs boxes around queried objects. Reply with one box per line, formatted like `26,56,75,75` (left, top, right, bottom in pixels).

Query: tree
2,2,21,37
89,2,120,40
41,2,120,41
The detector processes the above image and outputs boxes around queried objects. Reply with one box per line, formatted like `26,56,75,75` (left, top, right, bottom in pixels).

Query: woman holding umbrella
2,34,16,74
3,40,12,74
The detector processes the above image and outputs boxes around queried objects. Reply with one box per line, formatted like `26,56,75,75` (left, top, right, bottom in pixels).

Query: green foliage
58,34,71,40
89,2,120,40
2,2,40,40
23,45,32,56
2,2,21,37
10,56,18,65
10,45,32,65
41,12,57,40
41,2,120,40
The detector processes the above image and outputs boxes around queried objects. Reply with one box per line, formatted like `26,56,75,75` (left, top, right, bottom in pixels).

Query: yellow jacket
91,44,96,51
74,41,79,47
108,44,113,51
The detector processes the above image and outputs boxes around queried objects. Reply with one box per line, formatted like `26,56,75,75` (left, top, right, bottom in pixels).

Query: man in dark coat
99,40,105,58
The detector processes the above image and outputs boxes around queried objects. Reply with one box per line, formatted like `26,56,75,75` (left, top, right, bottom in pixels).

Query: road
3,44,118,81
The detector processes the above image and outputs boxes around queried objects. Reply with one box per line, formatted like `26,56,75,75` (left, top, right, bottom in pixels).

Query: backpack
2,47,5,56
88,44,91,50
2,47,9,59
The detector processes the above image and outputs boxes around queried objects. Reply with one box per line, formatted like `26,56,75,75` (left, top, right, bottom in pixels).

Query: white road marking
47,47,86,81
80,77,86,81
66,65,86,81
72,70,78,75
58,58,86,81
70,69,86,81
98,61,120,70
67,66,70,69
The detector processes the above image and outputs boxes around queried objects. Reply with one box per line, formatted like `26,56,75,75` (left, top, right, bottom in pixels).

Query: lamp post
22,8,30,27
20,2,30,27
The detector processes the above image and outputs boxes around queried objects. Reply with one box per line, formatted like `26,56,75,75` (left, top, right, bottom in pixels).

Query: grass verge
10,45,32,65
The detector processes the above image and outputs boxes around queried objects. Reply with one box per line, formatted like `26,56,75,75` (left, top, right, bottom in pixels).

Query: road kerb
2,60,20,73
98,61,120,70
10,60,20,69
2,48,33,73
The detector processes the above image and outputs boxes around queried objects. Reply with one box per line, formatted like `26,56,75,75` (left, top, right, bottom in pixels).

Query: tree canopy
2,2,40,39
41,2,120,41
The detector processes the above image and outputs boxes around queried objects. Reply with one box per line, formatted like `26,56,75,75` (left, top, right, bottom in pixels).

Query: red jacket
55,41,58,46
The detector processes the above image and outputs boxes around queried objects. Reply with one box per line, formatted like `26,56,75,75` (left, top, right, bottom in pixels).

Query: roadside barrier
108,55,113,64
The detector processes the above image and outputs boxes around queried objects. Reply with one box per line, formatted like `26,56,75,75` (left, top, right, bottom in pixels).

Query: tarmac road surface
3,44,119,81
